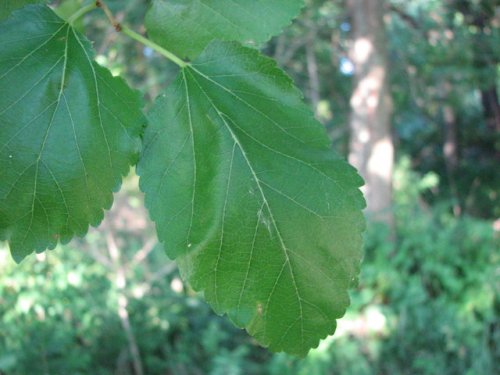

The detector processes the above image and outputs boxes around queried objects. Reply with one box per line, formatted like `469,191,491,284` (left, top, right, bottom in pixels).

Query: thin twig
106,230,145,375
149,263,177,284
83,243,113,269
96,0,121,31
130,237,157,267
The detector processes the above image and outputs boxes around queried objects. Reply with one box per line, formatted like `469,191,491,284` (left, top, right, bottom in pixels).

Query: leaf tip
10,247,29,264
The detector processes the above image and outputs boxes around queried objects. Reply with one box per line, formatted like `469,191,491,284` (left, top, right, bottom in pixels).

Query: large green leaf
138,41,365,356
0,5,144,261
145,0,304,59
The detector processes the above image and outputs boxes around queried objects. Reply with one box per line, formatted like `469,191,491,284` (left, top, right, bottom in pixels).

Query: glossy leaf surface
0,6,144,261
145,0,304,59
138,41,365,356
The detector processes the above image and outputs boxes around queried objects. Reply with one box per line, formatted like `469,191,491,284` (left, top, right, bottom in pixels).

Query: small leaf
138,41,365,356
145,0,304,59
0,6,144,261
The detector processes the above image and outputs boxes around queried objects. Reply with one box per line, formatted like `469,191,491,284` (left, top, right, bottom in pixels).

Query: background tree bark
440,81,462,216
347,0,394,226
306,28,321,117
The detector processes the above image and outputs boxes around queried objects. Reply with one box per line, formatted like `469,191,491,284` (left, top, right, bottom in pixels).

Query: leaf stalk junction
70,0,188,68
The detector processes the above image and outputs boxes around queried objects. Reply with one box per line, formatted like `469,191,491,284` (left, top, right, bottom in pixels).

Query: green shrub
0,162,497,374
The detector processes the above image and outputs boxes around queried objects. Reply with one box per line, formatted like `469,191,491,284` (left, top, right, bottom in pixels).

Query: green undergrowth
0,165,497,374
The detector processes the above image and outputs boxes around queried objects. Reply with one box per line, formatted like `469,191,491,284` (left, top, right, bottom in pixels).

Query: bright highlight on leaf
145,0,305,59
138,41,365,356
0,6,144,261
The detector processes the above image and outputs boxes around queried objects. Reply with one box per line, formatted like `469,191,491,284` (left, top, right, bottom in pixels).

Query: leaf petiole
95,0,187,68
121,26,188,68
68,2,97,25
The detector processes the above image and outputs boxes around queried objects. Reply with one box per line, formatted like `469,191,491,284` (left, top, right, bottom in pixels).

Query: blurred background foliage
0,0,498,374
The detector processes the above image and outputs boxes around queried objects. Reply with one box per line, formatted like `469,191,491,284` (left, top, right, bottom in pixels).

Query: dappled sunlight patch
335,306,388,339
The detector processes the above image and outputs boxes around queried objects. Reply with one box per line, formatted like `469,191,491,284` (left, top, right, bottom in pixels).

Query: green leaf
0,0,44,21
0,5,144,261
138,41,365,356
145,0,304,59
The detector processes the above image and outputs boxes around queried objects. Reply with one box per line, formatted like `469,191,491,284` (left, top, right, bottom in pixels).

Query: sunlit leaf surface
0,6,144,261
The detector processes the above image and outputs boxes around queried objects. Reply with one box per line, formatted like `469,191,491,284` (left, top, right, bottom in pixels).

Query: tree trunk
348,0,394,226
440,81,462,216
481,86,500,132
306,29,321,118
467,3,500,133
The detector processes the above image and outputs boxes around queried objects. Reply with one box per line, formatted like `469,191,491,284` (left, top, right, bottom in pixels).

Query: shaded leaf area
0,6,144,261
138,41,365,356
145,0,304,59
0,0,44,21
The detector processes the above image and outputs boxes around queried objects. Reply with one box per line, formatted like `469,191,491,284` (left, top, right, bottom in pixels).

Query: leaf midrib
3,19,114,250
183,66,306,346
22,25,72,247
188,61,350,203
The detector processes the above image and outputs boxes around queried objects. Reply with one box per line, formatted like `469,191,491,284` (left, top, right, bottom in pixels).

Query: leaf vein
186,67,305,344
214,142,237,309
